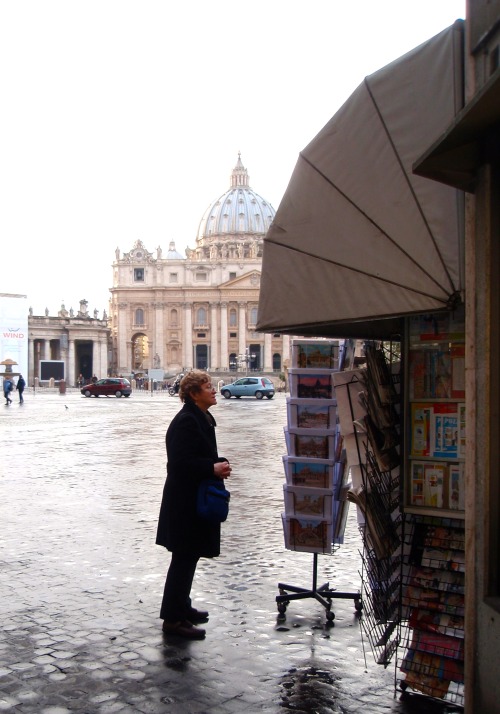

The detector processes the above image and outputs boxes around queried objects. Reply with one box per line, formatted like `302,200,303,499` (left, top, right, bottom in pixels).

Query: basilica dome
196,154,276,245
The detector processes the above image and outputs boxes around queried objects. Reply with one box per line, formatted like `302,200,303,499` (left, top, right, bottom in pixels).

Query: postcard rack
333,343,403,667
277,339,362,622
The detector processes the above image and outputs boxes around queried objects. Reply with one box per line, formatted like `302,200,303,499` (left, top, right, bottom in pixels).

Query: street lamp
239,347,256,376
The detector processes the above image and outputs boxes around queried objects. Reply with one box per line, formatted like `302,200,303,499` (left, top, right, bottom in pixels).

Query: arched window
249,307,258,326
196,307,207,326
135,308,144,325
273,353,282,371
229,309,237,326
170,309,178,326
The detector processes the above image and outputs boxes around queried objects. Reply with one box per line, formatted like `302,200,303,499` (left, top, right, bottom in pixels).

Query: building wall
28,300,110,386
464,2,500,711
466,155,500,714
109,240,290,377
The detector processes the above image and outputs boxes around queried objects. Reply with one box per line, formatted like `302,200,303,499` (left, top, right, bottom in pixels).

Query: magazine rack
333,346,403,666
276,552,362,622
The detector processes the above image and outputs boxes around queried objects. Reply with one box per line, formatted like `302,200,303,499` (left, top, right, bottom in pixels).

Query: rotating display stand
276,552,362,622
277,339,362,623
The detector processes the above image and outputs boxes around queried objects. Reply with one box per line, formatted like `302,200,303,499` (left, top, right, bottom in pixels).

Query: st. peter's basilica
20,155,290,385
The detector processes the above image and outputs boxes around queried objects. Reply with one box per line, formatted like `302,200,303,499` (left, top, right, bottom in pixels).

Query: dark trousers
160,552,199,622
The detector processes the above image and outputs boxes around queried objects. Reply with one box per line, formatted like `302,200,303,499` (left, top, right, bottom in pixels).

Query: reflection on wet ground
0,391,462,713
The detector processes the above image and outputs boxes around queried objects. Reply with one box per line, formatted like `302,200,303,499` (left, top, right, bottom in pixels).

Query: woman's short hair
179,370,211,402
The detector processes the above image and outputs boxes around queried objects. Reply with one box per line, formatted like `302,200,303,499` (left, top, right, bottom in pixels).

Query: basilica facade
109,156,290,378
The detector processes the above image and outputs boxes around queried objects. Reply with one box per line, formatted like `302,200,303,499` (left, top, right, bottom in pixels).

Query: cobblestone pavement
0,391,462,713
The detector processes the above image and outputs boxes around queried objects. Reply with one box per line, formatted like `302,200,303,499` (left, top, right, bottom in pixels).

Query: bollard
59,379,66,395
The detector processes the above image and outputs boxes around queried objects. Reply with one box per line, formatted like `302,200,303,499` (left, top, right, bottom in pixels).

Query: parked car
81,378,132,398
221,376,275,400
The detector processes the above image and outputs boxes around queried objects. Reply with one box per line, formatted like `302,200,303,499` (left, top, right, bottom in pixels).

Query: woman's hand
214,461,231,480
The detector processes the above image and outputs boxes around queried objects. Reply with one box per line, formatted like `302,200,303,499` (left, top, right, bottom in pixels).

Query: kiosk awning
257,22,465,340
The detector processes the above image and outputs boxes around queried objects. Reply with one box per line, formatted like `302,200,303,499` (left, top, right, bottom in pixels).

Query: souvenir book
410,461,447,509
410,402,463,460
408,629,464,660
409,566,464,595
402,586,464,616
408,609,464,638
401,648,464,683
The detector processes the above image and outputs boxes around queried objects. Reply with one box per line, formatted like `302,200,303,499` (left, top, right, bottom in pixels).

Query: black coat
156,400,226,558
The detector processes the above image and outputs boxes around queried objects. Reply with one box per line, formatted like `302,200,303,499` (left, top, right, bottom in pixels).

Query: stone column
282,335,291,367
154,302,164,367
44,339,51,360
238,303,246,356
220,303,228,370
183,303,193,369
118,303,128,373
210,303,218,370
28,338,35,385
68,339,75,385
264,333,273,371
100,339,108,378
92,341,100,378
126,341,132,374
147,341,153,370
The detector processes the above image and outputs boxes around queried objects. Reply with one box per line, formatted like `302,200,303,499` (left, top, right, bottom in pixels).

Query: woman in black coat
156,370,231,639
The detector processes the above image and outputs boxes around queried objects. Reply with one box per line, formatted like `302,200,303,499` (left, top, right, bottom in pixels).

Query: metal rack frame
276,552,362,622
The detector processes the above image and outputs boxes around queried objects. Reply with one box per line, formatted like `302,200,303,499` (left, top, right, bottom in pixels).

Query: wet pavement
0,390,463,713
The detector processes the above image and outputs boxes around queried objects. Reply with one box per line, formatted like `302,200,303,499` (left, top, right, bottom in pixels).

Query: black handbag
197,479,230,524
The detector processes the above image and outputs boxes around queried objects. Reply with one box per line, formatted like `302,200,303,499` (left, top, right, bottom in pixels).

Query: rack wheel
354,598,363,613
277,603,288,615
326,609,335,622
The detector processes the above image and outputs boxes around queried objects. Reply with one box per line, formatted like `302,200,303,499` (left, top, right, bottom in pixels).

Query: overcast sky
0,0,465,317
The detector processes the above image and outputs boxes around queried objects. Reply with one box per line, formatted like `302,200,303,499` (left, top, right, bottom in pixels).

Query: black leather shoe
188,608,209,623
162,620,206,639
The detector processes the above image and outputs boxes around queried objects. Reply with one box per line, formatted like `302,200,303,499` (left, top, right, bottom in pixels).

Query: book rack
397,513,465,706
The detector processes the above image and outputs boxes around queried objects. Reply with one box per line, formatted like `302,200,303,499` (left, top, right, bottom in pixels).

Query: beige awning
257,22,465,339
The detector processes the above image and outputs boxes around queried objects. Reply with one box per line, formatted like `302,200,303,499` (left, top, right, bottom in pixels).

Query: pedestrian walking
16,375,26,403
156,369,232,639
3,378,13,405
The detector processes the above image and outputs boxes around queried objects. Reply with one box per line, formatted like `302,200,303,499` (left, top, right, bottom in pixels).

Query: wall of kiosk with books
281,339,349,554
398,305,466,706
406,307,465,517
326,334,465,706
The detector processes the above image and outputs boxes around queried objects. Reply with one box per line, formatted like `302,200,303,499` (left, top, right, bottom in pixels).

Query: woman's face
191,380,217,412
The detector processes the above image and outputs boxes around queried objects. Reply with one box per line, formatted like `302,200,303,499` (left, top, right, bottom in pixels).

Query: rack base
276,553,363,622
